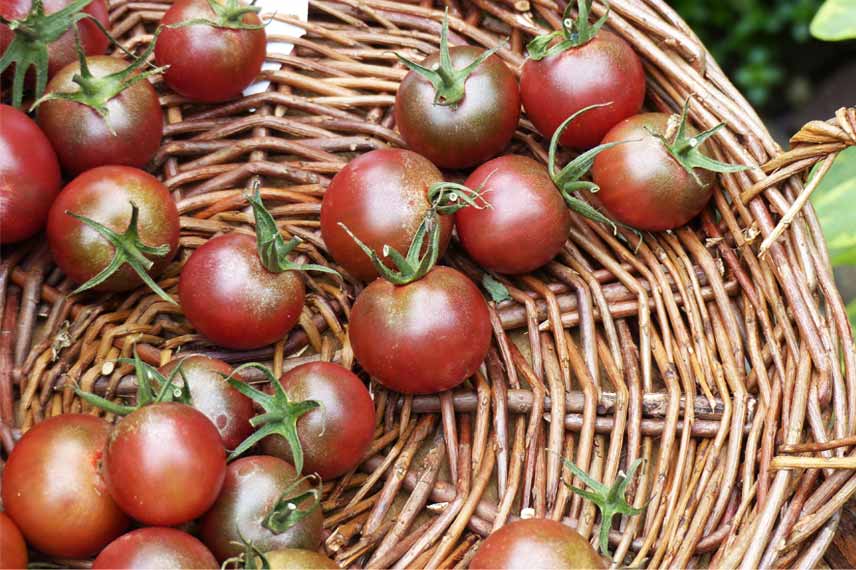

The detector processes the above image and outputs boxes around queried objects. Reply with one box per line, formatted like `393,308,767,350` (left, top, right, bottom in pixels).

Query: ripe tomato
259,362,375,479
93,527,218,569
0,414,128,558
159,356,254,450
46,166,180,295
103,402,226,526
0,104,61,244
37,56,164,175
455,155,570,274
320,148,452,282
264,549,339,569
0,513,27,570
469,519,607,569
199,456,323,562
155,0,266,102
349,266,491,394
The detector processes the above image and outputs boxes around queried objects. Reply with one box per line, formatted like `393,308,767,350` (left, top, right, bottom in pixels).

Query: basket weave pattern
2,0,856,568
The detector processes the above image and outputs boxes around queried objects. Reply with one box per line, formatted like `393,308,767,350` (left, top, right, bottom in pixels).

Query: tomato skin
179,233,306,350
159,356,255,450
520,30,644,149
320,149,452,282
349,266,491,394
260,362,376,479
199,456,323,562
456,155,570,274
395,47,520,169
46,166,180,292
155,0,266,102
103,402,226,526
37,56,164,175
469,519,607,569
591,112,714,231
0,414,129,559
0,104,62,243
0,512,28,570
93,528,218,569
264,549,340,569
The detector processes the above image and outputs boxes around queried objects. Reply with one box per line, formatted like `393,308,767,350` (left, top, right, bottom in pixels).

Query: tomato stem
165,0,265,31
427,180,493,215
262,475,321,535
526,0,609,61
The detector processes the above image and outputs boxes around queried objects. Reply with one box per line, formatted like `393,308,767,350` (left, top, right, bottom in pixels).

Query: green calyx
394,9,501,108
75,348,190,415
66,201,176,303
262,474,321,534
427,179,492,216
30,28,167,135
168,0,264,31
563,457,648,557
224,362,321,474
655,99,751,187
222,535,270,570
527,0,609,61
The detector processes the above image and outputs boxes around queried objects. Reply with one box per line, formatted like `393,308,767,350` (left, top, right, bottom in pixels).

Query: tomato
349,266,491,394
36,56,164,175
46,166,180,295
320,149,452,282
0,104,61,243
0,414,128,558
469,519,607,569
93,528,218,569
155,0,266,102
259,362,375,479
263,549,339,569
455,155,570,274
200,456,323,562
0,513,27,570
103,402,226,526
159,356,254,450
179,233,305,350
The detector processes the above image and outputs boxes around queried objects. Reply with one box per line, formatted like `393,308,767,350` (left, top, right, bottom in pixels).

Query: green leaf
811,0,856,41
810,147,856,267
482,274,511,303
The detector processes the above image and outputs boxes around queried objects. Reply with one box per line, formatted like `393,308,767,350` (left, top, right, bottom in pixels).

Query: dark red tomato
103,402,226,526
159,356,254,450
456,155,570,274
521,29,644,149
395,47,519,169
155,0,266,102
46,166,180,292
93,527,218,569
37,56,164,175
592,112,714,231
199,456,323,562
320,148,452,282
349,266,491,394
0,414,128,558
260,362,375,479
179,233,305,350
0,0,109,78
0,104,61,244
469,519,607,569
0,513,27,570
264,549,339,569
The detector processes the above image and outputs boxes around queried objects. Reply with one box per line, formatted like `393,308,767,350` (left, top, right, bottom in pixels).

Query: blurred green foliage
811,0,856,40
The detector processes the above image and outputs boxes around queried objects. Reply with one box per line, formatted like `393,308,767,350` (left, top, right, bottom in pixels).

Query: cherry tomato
159,356,255,450
0,104,61,243
260,362,376,479
469,519,607,569
349,266,491,394
103,402,226,526
395,46,519,169
263,549,339,569
591,112,715,231
37,56,164,175
155,0,266,102
320,148,452,282
0,513,27,570
93,527,218,569
455,155,570,274
0,414,128,558
521,29,644,149
179,233,306,350
46,166,180,292
199,456,323,562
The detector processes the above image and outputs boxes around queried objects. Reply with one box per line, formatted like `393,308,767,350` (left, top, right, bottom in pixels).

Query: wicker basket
2,0,856,567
